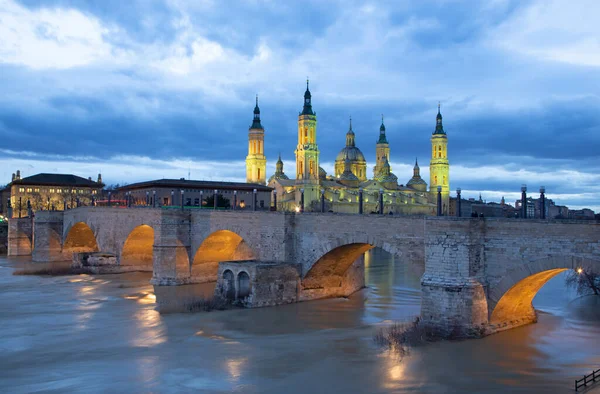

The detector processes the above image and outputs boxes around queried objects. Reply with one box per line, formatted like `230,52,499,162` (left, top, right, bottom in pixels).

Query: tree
566,268,600,296
204,195,231,209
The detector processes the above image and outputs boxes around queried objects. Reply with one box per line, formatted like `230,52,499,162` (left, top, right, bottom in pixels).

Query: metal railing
576,368,599,391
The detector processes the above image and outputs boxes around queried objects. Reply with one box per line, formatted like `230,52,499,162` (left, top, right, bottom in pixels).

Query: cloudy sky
0,0,599,210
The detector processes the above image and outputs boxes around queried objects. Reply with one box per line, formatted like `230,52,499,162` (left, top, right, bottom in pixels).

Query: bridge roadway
8,207,600,337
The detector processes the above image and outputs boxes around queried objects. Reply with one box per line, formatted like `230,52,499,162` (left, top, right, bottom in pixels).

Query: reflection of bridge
8,208,600,337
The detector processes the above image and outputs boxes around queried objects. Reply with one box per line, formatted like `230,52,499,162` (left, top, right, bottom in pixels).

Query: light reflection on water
0,250,599,394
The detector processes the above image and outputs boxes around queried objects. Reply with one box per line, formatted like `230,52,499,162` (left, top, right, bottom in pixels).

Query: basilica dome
335,146,366,162
334,118,367,181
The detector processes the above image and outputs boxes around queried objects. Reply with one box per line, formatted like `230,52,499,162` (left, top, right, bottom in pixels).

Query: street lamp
437,186,442,216
180,189,184,211
521,184,527,219
456,187,462,217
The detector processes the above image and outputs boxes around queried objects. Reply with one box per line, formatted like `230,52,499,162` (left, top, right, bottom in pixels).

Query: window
435,176,438,184
56,189,62,193
34,188,40,193
258,168,261,179
163,197,169,205
260,200,264,208
92,190,97,195
19,188,24,193
194,198,200,206
50,189,55,193
26,188,32,193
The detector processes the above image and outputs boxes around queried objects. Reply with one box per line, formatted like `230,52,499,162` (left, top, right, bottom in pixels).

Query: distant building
116,179,272,210
568,208,595,220
5,170,104,218
450,196,518,218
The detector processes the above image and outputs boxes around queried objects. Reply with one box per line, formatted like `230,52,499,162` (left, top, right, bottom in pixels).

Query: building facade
266,81,448,214
5,171,104,218
117,179,272,210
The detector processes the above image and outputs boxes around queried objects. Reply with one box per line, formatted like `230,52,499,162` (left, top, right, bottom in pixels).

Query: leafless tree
566,268,600,296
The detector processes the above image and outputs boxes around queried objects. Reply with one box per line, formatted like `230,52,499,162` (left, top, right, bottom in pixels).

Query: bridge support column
151,211,191,286
32,211,65,262
7,218,33,256
420,218,490,338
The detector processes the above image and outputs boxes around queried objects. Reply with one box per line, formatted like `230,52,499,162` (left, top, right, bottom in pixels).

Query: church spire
251,94,263,129
346,116,355,147
413,157,420,177
301,78,314,115
378,113,388,144
434,102,445,135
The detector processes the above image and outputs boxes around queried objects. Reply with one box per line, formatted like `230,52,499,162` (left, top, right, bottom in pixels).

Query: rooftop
118,178,272,192
10,173,103,188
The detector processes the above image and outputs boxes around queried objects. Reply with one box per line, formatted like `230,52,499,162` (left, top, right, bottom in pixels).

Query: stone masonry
14,207,600,336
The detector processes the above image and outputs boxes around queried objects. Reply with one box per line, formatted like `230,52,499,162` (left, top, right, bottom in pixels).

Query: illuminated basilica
245,81,450,215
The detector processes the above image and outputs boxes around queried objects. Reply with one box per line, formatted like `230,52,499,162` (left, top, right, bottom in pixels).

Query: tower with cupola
294,80,320,209
246,95,267,185
429,103,450,214
373,115,390,178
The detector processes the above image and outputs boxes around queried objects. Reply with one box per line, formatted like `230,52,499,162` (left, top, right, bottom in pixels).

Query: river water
0,250,598,393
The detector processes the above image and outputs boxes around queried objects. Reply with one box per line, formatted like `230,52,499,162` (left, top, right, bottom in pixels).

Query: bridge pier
420,218,490,338
32,211,66,262
8,218,33,257
150,211,192,286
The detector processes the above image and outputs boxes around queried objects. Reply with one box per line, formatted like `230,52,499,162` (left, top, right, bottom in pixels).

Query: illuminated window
50,189,55,193
72,189,76,193
34,188,40,193
19,188,24,192
92,190,97,195
26,188,32,192
56,189,62,193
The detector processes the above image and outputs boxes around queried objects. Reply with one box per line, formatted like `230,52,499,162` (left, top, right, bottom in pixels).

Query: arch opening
237,271,251,299
490,268,568,327
63,222,99,255
222,270,235,301
302,243,374,290
191,230,256,282
121,225,154,271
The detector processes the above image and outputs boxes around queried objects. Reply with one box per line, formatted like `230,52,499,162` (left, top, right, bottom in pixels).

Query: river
0,250,598,393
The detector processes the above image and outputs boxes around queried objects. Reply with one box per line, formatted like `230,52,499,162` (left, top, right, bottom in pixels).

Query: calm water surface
0,250,598,393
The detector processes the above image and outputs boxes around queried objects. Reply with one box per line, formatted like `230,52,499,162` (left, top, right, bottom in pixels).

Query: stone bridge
8,207,600,337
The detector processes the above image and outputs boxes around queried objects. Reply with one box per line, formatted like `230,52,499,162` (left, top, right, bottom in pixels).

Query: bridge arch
120,224,154,271
191,230,257,282
63,222,99,255
488,255,600,330
301,238,402,293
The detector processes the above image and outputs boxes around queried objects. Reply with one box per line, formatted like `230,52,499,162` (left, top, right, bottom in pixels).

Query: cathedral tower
246,95,267,185
373,115,390,178
294,80,320,209
429,103,450,214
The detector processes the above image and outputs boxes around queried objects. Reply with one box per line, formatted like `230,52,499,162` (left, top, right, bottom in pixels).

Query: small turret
16,170,21,180
11,173,15,182
345,117,355,147
301,78,314,116
250,94,263,130
434,102,445,135
377,114,388,144
97,173,103,184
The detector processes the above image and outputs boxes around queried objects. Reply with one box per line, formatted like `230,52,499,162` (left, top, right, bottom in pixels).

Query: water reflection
1,251,599,393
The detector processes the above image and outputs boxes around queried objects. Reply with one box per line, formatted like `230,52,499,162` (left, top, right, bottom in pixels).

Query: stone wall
8,218,33,256
421,217,600,337
0,223,7,254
